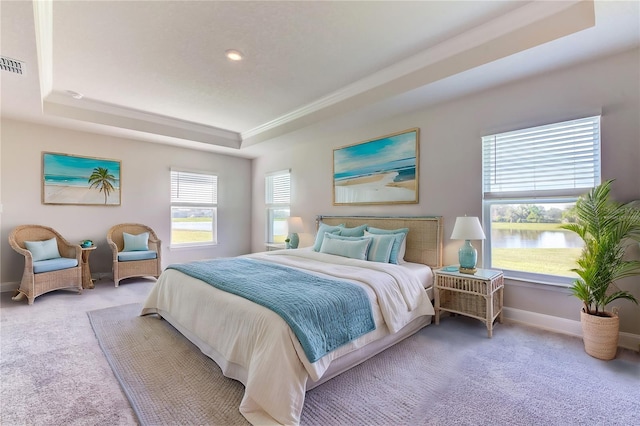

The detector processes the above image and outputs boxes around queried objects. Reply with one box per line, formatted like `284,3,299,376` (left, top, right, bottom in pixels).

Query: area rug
88,303,640,426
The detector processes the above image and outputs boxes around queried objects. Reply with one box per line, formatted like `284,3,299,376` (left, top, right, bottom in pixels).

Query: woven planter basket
580,310,619,360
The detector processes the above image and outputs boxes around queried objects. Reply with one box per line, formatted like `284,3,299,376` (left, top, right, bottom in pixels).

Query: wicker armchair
107,223,162,287
8,225,83,305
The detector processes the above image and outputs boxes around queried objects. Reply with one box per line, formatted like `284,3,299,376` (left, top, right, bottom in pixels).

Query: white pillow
25,237,61,261
319,233,372,260
397,238,407,264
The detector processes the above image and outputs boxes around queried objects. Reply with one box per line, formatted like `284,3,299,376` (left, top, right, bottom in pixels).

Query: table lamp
450,216,486,274
286,216,303,249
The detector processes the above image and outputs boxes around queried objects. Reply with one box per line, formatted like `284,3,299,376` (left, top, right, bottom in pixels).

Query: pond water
492,229,583,249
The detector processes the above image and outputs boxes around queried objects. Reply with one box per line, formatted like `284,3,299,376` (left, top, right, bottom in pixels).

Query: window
170,169,217,246
266,170,290,243
482,116,601,284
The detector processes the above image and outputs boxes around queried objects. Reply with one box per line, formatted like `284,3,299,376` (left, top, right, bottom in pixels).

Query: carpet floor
1,278,154,426
88,303,639,426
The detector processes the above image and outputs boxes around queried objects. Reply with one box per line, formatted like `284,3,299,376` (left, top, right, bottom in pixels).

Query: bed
141,215,443,425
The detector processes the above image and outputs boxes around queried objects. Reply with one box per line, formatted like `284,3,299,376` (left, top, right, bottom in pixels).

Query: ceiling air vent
0,56,25,75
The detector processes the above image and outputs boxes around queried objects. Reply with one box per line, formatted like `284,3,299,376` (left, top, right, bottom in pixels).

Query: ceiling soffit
34,0,594,152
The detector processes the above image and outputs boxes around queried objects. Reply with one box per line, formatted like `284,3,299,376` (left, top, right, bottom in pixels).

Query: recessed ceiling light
225,49,243,61
66,90,84,99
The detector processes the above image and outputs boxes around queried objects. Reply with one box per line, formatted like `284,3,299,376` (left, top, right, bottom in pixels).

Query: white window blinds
265,170,290,205
171,170,218,204
482,116,601,199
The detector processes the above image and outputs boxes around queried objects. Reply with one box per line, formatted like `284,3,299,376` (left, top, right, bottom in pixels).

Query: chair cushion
33,257,78,274
123,232,150,251
118,250,157,262
25,237,61,261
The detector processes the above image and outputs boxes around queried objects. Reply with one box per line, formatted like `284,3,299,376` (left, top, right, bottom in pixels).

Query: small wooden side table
434,268,504,337
81,246,97,289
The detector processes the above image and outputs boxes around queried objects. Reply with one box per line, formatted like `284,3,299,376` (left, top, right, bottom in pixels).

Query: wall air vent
0,56,25,75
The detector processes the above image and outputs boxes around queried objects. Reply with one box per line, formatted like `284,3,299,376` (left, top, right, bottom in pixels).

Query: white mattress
401,261,434,288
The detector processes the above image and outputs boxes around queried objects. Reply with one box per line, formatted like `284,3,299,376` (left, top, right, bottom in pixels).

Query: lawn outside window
266,170,291,244
170,169,217,247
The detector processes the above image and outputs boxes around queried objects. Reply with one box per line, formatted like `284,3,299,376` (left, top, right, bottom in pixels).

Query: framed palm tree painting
42,152,121,206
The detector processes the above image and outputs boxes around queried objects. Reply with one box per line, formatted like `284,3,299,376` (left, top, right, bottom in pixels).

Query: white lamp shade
286,216,304,233
450,216,486,240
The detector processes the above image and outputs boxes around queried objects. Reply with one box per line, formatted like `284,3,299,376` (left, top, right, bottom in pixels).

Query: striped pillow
366,227,409,264
364,231,395,263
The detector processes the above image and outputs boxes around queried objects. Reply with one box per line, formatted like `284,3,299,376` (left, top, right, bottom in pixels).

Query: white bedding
141,249,434,425
401,260,434,288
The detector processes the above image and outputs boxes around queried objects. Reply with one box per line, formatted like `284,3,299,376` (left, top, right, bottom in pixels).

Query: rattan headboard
316,216,443,268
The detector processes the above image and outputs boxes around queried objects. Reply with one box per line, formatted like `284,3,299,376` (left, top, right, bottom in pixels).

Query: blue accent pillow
319,233,372,260
25,237,61,261
338,224,368,237
366,227,409,264
123,232,150,252
364,231,396,263
312,223,344,252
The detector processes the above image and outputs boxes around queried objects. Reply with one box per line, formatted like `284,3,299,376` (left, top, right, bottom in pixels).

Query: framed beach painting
333,128,419,205
42,152,121,206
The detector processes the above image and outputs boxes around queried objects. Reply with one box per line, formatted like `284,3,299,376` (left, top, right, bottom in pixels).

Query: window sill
265,243,287,251
503,273,573,293
169,242,218,250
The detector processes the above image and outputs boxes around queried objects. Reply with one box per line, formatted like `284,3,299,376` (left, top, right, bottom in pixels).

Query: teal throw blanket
167,258,375,363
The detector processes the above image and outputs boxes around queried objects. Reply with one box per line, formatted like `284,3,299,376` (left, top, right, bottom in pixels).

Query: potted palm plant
561,179,640,360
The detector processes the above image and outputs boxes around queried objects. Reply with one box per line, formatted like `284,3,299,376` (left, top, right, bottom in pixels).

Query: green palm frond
561,179,640,314
88,167,117,204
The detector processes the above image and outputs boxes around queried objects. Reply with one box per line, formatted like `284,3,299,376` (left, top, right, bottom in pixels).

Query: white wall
1,120,252,286
252,48,640,336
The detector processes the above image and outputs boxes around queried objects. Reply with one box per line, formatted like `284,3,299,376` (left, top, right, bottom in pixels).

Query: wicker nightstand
434,268,504,337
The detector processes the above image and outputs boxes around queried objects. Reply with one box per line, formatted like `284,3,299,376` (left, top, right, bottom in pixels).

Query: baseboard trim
1,281,19,293
503,307,640,352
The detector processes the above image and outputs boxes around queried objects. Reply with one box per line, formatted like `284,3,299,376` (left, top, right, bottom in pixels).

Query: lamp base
458,240,478,273
288,233,299,249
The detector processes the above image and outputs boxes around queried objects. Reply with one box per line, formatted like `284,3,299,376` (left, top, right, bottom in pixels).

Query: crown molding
32,0,52,101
